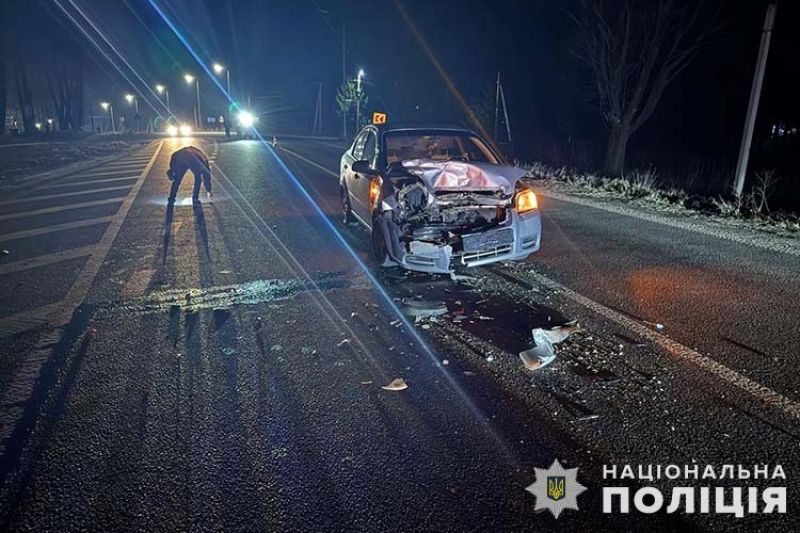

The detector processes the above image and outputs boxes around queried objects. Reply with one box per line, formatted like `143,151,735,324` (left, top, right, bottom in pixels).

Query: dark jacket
167,146,210,180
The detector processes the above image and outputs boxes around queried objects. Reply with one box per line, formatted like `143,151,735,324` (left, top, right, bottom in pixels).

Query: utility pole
493,71,512,146
500,78,512,145
494,71,500,142
733,2,778,198
341,19,346,139
313,82,324,135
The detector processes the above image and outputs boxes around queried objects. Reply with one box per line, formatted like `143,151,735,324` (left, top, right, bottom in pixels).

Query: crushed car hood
401,159,527,196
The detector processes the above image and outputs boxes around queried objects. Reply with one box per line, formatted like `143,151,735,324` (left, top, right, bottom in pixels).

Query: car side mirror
352,160,379,176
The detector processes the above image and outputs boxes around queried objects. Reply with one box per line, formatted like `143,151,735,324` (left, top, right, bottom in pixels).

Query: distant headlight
166,125,178,137
179,124,192,136
515,188,538,214
237,111,255,128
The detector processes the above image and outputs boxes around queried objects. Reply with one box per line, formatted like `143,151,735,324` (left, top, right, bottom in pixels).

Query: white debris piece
519,324,581,371
382,378,408,391
402,299,447,320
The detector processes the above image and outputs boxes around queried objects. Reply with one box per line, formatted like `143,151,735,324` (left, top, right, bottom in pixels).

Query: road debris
270,344,283,352
519,324,581,371
221,346,237,356
382,378,408,391
337,338,352,348
402,299,447,320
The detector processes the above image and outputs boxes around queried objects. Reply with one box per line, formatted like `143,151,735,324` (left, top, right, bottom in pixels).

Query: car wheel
371,215,391,265
340,185,355,224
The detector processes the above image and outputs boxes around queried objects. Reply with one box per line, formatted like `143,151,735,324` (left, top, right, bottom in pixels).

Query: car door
344,130,367,217
351,129,378,223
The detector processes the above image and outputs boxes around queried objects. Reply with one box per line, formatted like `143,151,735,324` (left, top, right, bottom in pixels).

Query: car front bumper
391,209,541,274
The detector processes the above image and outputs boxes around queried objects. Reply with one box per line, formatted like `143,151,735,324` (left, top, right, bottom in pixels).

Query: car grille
461,245,512,264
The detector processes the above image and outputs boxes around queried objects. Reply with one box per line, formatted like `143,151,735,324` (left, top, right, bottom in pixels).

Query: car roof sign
372,112,387,125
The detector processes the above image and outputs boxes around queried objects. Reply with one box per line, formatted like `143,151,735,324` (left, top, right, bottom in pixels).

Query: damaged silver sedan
340,126,541,274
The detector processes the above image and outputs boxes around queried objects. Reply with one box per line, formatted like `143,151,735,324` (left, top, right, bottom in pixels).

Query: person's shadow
162,201,175,265
193,201,210,258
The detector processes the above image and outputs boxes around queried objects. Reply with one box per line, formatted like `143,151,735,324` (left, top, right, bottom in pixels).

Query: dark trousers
169,169,211,201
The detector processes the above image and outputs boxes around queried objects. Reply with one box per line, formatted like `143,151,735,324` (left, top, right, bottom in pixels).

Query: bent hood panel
401,159,527,196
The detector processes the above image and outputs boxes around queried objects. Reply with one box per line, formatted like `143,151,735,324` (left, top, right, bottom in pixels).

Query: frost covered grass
519,161,800,234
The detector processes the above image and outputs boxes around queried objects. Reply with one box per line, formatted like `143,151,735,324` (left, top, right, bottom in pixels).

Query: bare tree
570,0,722,175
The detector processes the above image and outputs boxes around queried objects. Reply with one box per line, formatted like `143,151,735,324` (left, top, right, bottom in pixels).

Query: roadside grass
519,161,800,234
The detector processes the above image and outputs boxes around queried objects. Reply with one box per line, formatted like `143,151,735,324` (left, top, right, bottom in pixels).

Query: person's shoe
206,191,213,201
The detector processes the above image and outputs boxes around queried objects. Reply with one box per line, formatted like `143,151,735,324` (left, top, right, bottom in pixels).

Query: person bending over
167,145,212,203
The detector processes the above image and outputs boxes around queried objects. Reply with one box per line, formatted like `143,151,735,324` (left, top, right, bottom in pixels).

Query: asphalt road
0,136,798,531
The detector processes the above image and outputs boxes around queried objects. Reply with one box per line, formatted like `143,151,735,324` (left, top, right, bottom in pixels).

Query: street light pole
196,80,202,130
101,102,115,133
356,69,364,131
733,2,778,199
214,63,232,99
185,74,200,129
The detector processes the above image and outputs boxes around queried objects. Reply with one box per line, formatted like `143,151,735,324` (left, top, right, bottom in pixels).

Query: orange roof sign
372,112,387,125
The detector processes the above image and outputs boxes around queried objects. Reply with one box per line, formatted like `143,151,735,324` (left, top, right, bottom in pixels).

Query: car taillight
369,177,382,212
515,188,538,213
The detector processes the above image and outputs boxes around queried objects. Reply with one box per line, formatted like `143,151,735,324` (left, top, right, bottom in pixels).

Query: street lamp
100,101,115,133
155,84,171,115
212,62,232,98
124,93,140,132
355,69,365,130
184,73,201,130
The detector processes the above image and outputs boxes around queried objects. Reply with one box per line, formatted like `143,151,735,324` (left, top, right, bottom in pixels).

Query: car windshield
384,131,499,165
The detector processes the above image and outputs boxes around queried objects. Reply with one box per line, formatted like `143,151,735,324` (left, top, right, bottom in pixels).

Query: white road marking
49,142,163,326
0,246,93,276
0,185,132,205
68,168,147,179
0,198,123,220
0,216,113,240
50,175,139,188
538,190,800,258
279,145,339,178
520,268,800,419
0,143,163,454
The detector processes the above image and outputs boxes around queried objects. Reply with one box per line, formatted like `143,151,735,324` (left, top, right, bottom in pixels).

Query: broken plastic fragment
270,344,283,352
519,350,556,371
221,346,237,356
337,338,351,348
382,378,408,391
519,325,580,371
402,299,447,320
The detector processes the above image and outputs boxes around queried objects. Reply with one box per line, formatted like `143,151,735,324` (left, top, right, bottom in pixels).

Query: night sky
11,0,800,166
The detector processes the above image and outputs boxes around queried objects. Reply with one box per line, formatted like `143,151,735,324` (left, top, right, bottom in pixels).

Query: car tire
371,215,391,266
340,185,355,224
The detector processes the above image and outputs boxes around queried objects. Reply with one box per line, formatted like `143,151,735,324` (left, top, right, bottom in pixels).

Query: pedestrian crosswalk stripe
0,216,114,240
0,185,132,205
0,245,93,276
0,198,123,221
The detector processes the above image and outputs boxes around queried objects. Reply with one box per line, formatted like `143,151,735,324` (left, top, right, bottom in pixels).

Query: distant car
339,125,541,274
